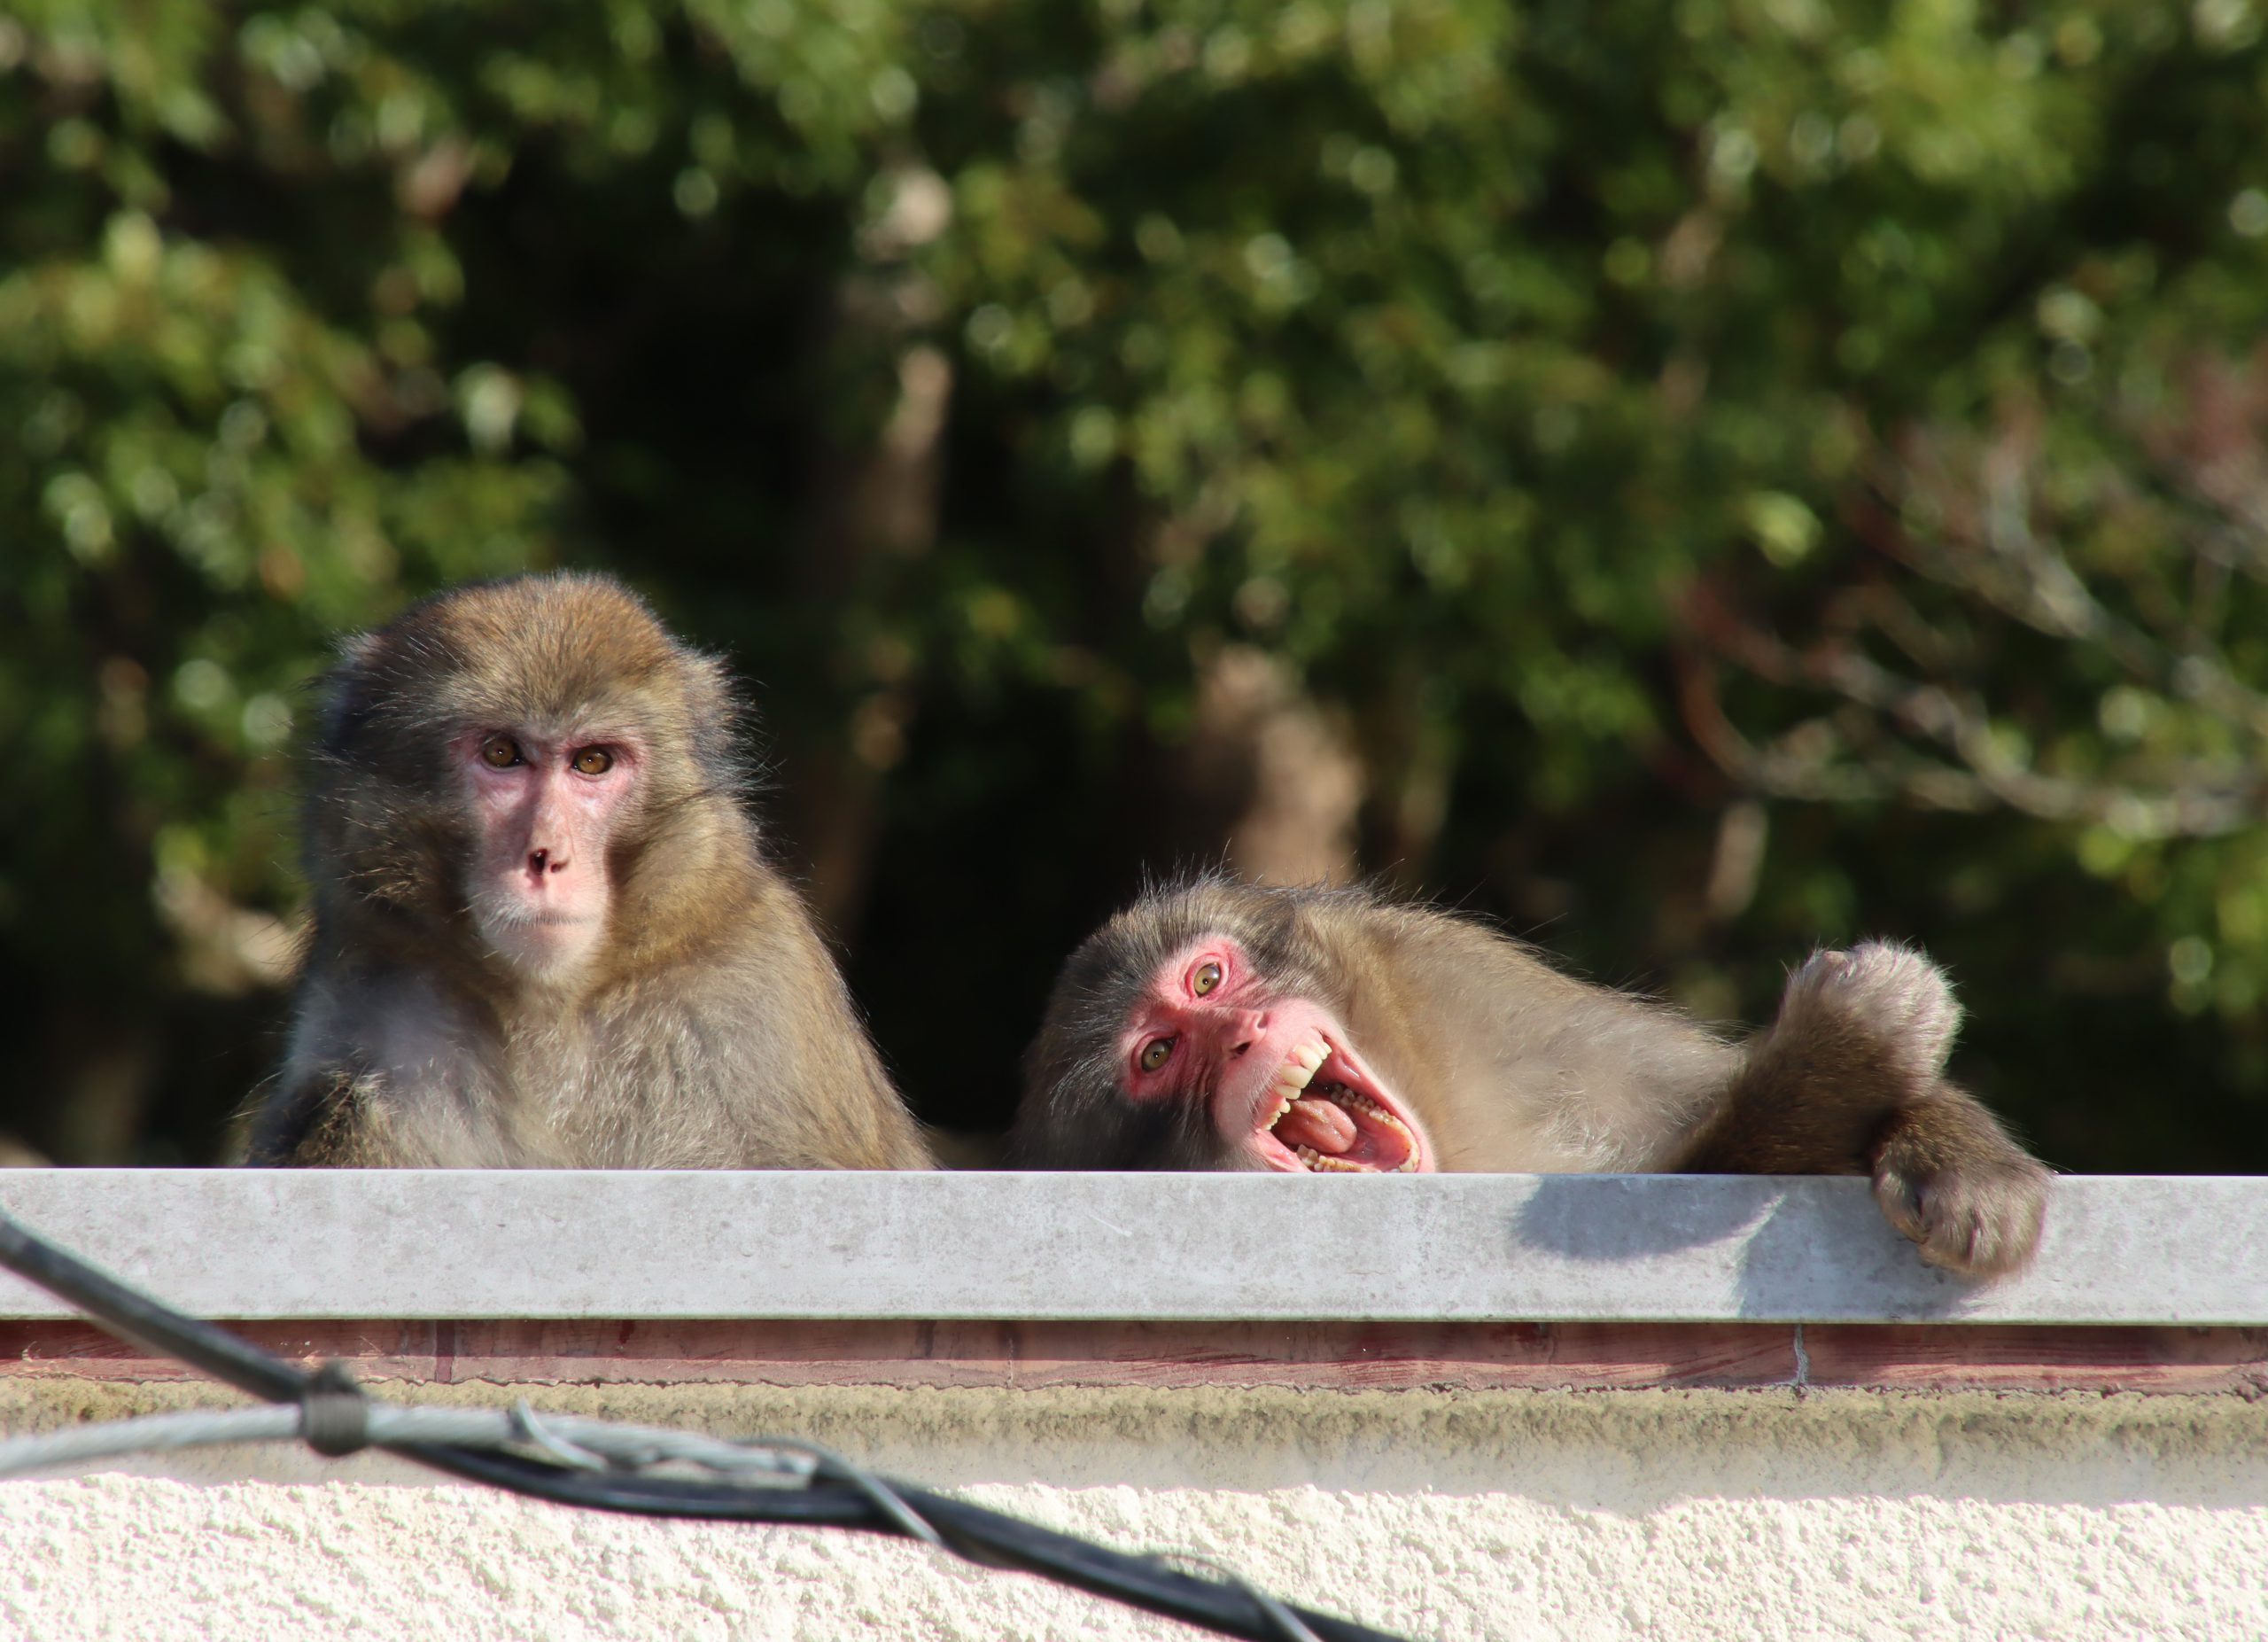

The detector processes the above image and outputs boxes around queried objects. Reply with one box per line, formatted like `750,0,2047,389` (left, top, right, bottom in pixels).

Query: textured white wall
2,1380,2262,1640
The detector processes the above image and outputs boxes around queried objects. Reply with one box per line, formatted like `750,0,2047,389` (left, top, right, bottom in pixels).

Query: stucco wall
4,1174,2262,1637
3,1379,2262,1640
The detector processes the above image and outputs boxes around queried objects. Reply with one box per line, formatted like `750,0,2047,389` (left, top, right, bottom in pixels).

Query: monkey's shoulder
1332,916,1741,1174
288,961,491,1074
252,961,524,1164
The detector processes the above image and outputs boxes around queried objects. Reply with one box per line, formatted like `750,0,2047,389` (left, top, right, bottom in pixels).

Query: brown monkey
1011,879,2049,1276
244,573,933,1171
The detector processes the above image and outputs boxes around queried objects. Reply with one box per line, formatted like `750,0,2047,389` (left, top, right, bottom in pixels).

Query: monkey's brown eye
1192,961,1223,996
572,747,613,776
1138,1037,1174,1074
481,735,522,769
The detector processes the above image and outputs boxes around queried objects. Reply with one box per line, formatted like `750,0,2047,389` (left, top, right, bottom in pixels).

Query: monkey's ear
334,630,386,673
679,650,742,757
313,630,392,755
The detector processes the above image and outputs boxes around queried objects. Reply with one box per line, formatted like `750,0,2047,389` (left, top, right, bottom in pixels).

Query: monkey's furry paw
1873,1151,2051,1278
1777,941,1961,1094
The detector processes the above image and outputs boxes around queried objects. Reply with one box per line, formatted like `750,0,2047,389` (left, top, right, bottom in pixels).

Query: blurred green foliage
4,0,2267,1166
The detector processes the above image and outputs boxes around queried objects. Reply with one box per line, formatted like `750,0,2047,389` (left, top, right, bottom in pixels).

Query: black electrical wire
0,1204,1411,1642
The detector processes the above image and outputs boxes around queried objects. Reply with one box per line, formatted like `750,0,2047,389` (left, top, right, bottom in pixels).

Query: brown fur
244,573,934,1171
1013,879,2049,1276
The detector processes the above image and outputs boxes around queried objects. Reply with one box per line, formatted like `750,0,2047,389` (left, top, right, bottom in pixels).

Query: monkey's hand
1870,1099,2052,1278
1688,943,1967,1176
1775,941,1961,1099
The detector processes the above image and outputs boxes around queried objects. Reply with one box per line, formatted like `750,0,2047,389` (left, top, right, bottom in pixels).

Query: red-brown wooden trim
3,1319,2263,1397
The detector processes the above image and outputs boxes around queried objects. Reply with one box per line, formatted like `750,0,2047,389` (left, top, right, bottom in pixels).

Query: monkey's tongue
1273,1094,1357,1155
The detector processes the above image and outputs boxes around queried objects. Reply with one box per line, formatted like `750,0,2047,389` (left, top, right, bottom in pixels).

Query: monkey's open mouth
1253,1039,1432,1174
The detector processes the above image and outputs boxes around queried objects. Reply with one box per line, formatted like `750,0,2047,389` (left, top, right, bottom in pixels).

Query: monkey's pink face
1120,940,1434,1174
455,728,641,979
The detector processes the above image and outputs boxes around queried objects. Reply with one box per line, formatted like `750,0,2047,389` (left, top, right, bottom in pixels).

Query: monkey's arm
1677,943,2050,1276
245,961,527,1168
726,974,937,1171
245,1059,534,1169
243,1068,392,1167
649,898,938,1179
